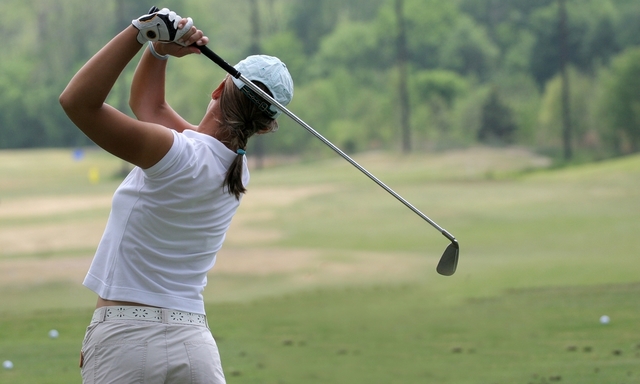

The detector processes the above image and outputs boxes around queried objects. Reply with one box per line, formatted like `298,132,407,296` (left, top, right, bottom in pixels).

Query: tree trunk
395,0,411,153
559,0,572,161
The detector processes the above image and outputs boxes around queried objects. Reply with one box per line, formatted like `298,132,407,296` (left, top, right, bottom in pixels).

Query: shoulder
144,130,240,178
181,130,238,166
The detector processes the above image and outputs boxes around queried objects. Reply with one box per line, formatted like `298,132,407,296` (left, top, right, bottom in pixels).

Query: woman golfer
60,7,293,384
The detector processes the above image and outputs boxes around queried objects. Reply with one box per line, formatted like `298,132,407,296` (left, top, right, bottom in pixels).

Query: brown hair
217,75,278,200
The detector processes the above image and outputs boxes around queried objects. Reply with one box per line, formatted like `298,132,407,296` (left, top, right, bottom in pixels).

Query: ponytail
223,149,247,199
217,75,277,200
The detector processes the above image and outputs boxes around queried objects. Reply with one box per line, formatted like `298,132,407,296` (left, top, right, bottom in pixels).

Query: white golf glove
132,7,193,46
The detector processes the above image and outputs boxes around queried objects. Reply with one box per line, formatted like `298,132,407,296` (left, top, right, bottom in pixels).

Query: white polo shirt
83,129,248,314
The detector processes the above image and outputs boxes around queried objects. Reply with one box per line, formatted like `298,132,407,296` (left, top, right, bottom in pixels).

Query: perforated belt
91,306,207,327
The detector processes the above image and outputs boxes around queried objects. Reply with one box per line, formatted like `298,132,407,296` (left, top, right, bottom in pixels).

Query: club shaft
197,45,456,243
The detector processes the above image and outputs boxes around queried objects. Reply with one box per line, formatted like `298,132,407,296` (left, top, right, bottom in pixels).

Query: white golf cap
231,55,294,119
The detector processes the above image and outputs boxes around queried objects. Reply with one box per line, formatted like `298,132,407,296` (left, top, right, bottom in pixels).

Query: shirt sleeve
143,130,184,178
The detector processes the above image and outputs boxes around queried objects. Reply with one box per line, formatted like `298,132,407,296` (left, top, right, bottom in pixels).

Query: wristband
148,43,168,61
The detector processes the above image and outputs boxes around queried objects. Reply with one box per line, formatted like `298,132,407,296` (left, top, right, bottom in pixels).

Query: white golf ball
49,329,59,339
600,315,610,324
2,360,13,370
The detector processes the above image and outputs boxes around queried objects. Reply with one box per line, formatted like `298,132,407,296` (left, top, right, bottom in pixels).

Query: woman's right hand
149,15,209,58
152,36,208,58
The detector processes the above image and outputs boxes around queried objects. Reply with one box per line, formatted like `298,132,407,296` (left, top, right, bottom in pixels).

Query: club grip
195,45,240,78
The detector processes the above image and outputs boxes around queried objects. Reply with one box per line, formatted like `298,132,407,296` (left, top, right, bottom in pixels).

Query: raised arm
59,9,206,168
130,40,206,132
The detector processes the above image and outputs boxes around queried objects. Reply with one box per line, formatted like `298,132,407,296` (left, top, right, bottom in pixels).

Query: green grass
209,283,640,384
1,146,639,383
0,148,126,197
2,284,639,383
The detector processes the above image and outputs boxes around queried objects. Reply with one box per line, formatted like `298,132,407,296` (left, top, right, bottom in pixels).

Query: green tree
614,0,640,48
478,87,517,145
375,0,460,70
312,20,382,77
0,0,136,148
288,0,384,56
410,70,470,146
600,48,640,154
413,70,469,107
536,66,618,161
459,0,553,70
529,0,622,87
438,15,499,80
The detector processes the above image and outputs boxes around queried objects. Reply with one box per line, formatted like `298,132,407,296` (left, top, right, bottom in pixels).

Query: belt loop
98,307,107,323
161,308,169,324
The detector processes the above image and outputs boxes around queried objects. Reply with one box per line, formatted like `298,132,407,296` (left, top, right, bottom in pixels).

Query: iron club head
436,240,459,276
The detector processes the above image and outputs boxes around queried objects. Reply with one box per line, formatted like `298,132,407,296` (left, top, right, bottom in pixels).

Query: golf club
195,44,459,276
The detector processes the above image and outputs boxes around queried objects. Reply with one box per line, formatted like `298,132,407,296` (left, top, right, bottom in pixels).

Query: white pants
81,307,226,384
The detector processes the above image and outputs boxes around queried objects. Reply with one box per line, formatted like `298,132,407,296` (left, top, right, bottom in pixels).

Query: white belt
92,306,207,327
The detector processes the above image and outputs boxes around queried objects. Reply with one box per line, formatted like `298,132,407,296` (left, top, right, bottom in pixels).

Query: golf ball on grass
3,360,13,370
49,329,59,339
600,315,610,324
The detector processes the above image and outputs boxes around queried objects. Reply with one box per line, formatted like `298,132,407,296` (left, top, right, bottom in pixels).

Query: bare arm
60,18,206,169
130,39,208,132
60,27,174,169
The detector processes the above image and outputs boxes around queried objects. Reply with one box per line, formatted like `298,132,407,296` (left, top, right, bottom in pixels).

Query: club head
436,240,459,276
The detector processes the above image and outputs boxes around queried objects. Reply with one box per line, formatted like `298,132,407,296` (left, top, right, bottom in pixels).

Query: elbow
59,92,83,128
128,93,148,119
59,84,84,115
128,91,135,112
128,97,141,118
59,89,91,123
59,90,76,115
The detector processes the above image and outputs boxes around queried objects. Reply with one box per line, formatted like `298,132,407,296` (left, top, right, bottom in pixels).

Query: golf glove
132,7,193,46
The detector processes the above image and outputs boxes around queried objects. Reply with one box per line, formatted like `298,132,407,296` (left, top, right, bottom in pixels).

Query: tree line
1,0,639,162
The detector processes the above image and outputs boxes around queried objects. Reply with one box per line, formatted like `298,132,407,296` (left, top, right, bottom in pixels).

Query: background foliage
1,0,639,161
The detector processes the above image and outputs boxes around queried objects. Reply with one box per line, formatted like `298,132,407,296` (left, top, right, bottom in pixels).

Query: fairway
1,147,639,383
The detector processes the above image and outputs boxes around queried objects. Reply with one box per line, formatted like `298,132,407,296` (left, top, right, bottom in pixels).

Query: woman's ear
211,80,225,100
